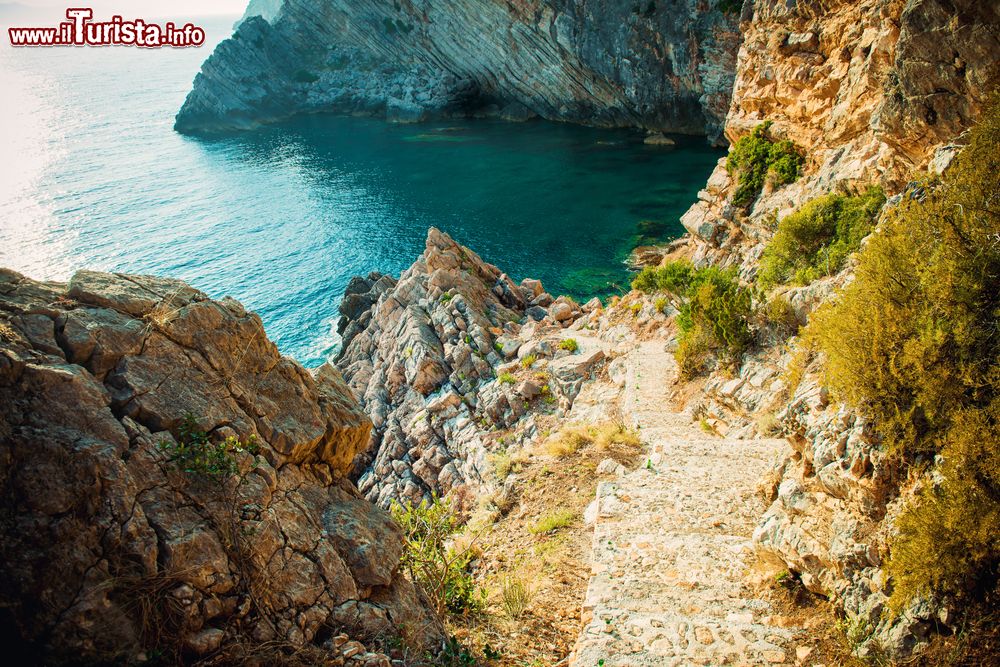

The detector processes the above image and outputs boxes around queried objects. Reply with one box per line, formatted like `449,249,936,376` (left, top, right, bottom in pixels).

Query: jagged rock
0,268,441,664
176,0,741,141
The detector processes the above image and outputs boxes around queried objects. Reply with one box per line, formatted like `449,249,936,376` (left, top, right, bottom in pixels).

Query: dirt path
570,340,805,666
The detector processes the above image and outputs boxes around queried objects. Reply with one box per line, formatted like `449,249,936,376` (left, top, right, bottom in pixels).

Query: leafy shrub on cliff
727,121,804,207
758,187,886,289
807,101,1000,612
158,414,258,480
392,496,486,617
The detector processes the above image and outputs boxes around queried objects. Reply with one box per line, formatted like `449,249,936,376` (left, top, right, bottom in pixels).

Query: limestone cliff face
0,269,440,664
176,0,740,141
680,0,1000,272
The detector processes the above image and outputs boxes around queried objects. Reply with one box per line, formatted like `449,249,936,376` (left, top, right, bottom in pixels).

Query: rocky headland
175,0,740,141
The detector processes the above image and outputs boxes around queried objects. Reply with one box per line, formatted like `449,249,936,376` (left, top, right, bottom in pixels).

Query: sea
0,13,723,367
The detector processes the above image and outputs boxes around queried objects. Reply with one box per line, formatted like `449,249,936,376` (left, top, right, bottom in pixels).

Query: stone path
570,341,802,666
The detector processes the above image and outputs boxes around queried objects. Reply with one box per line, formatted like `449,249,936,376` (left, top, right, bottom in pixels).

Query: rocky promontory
336,228,608,509
0,269,440,664
175,0,740,141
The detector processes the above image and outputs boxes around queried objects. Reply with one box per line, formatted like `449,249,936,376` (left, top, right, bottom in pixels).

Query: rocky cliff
680,0,1000,273
335,228,609,509
663,0,1000,660
176,0,740,141
0,269,440,664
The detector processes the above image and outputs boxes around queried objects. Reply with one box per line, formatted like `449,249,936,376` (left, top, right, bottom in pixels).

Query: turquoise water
0,15,722,367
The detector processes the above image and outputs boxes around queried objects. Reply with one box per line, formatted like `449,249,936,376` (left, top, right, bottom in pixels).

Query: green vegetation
391,496,486,616
727,121,804,207
158,414,258,480
807,102,1000,614
498,372,517,385
634,260,753,377
500,576,532,619
758,188,886,289
520,354,537,369
528,509,575,534
559,338,579,353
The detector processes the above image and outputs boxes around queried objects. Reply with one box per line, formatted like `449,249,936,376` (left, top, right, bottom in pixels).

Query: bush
758,188,886,289
158,414,258,481
759,294,800,338
498,372,516,385
559,338,579,353
727,121,804,207
807,100,1000,612
634,260,753,376
391,496,486,616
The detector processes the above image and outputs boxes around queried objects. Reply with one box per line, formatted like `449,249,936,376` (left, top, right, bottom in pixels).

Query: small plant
529,509,575,534
520,354,537,369
491,451,516,480
158,415,258,480
493,341,503,353
391,496,487,617
498,372,517,385
559,338,579,353
726,121,804,207
758,294,800,339
654,296,668,313
500,576,532,619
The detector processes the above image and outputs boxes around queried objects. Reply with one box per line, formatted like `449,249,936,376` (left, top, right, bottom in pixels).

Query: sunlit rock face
0,268,441,664
176,0,741,142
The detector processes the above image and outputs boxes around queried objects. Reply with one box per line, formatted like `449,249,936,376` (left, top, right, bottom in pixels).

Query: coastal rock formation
681,0,1000,271
0,269,440,664
336,228,606,508
176,0,741,141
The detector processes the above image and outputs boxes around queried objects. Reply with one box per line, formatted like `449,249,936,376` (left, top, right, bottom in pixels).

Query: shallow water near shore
0,15,722,367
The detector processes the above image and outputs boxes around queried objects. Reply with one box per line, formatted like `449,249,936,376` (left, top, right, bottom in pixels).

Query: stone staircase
570,341,803,666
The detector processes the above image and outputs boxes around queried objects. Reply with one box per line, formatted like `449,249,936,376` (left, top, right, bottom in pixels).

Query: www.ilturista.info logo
8,8,206,47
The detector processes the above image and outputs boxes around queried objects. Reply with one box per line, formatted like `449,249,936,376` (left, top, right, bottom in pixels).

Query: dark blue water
0,15,722,366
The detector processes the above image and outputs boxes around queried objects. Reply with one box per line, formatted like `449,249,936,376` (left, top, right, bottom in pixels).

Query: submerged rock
0,268,441,663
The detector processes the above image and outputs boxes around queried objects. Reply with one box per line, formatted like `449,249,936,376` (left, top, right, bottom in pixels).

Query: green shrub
158,415,258,480
391,496,486,616
758,188,885,289
677,266,753,371
759,294,800,338
634,260,752,376
498,372,516,385
559,338,579,353
631,260,695,295
808,101,1000,612
727,121,804,207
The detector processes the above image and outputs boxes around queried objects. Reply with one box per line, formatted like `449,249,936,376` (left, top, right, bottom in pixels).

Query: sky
4,1,248,18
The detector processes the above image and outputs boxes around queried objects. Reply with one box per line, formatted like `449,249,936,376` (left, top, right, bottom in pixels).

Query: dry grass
449,415,644,665
541,422,642,458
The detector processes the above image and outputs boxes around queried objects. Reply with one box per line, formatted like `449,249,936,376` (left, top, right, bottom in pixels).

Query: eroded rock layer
176,0,741,141
0,269,440,664
336,228,608,509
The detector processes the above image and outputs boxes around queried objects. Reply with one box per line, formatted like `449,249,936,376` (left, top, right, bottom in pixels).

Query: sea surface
0,14,723,367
